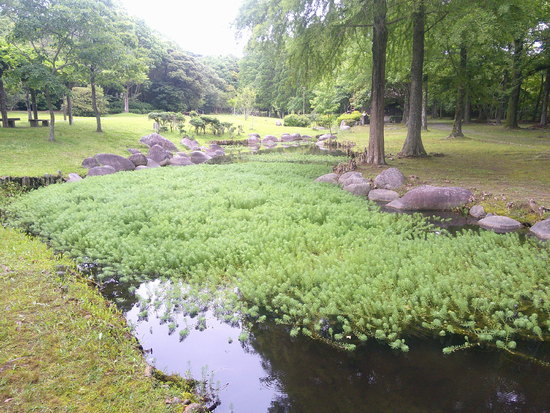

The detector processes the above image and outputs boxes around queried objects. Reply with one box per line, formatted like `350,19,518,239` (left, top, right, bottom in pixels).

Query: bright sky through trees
118,0,246,56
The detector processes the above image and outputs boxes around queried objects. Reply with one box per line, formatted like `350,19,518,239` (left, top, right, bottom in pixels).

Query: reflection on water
104,281,550,413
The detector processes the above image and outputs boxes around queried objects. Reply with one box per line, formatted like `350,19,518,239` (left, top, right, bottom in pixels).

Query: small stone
181,137,200,150
146,158,161,168
315,173,339,184
368,189,399,202
469,205,486,219
190,151,211,164
374,168,406,190
87,165,116,176
338,171,363,186
66,173,83,183
95,153,135,172
82,157,100,169
478,216,523,233
140,133,178,151
128,153,148,167
343,182,372,197
148,145,172,166
318,133,337,141
529,218,550,240
169,156,193,166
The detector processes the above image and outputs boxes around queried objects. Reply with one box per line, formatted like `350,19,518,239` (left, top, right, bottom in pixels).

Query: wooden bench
6,118,20,127
29,119,50,127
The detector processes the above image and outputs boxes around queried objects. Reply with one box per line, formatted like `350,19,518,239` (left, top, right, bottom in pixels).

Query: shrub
283,114,311,127
72,86,108,117
147,112,185,132
337,110,362,126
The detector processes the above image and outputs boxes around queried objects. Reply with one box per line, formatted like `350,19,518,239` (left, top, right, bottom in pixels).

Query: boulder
281,134,293,142
181,137,200,150
148,145,172,166
190,151,211,164
248,136,260,144
368,189,399,202
478,216,523,233
66,173,83,183
88,165,116,176
343,182,372,197
82,157,100,169
146,158,161,168
387,185,473,211
302,135,312,141
338,171,363,186
275,120,282,126
128,153,148,167
169,156,193,166
94,153,135,172
469,205,486,219
315,173,339,185
374,168,405,190
135,165,149,171
290,133,301,141
263,135,278,143
140,133,178,151
318,134,337,141
340,125,351,131
530,218,550,240
206,149,225,158
127,148,141,155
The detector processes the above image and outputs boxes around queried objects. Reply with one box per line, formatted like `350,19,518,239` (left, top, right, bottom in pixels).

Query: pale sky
118,0,247,57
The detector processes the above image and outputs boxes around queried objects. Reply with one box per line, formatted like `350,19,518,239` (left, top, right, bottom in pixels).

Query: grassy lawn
0,226,198,412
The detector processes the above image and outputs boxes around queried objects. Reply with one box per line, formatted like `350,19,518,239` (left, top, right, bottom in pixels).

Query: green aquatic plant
9,163,550,356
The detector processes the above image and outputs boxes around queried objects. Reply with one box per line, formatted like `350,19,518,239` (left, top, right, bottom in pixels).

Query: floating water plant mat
10,163,550,357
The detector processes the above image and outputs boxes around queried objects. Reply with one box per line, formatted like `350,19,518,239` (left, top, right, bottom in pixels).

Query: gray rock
318,134,337,141
209,144,225,155
184,403,207,413
338,171,363,186
66,173,83,183
190,151,211,164
146,158,161,168
315,173,339,184
181,137,200,150
126,148,141,155
368,189,399,202
135,165,149,170
263,135,278,143
281,134,293,142
128,153,148,167
148,145,172,166
169,156,193,166
275,120,282,126
343,182,372,197
87,165,116,176
248,133,260,138
374,168,405,189
530,218,550,240
95,153,135,172
82,157,100,169
340,125,351,131
302,135,312,140
140,133,178,151
290,133,301,141
469,205,486,219
248,136,260,144
478,215,523,233
387,185,472,211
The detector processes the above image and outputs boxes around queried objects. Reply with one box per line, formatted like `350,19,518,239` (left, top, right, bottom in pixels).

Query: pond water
104,281,550,413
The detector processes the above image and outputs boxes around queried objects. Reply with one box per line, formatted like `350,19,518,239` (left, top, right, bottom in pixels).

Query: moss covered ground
0,226,198,412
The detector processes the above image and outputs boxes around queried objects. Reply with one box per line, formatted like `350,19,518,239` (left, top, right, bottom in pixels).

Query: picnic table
6,118,20,127
29,119,50,127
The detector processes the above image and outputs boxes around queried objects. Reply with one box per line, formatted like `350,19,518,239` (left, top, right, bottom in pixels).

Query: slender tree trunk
67,92,73,125
449,46,467,138
0,76,8,128
367,0,388,165
44,89,56,142
464,89,471,123
401,86,409,125
63,96,67,121
123,86,130,113
31,90,38,120
422,75,428,130
400,0,427,157
505,39,523,129
532,73,544,122
540,68,549,126
25,91,32,121
90,71,102,133
432,102,438,119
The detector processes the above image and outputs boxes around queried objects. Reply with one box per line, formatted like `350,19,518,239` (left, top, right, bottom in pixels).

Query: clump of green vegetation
283,114,311,127
337,110,362,125
9,163,550,357
0,227,199,411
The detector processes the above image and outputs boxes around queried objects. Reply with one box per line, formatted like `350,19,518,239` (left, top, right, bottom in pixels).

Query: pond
104,280,550,413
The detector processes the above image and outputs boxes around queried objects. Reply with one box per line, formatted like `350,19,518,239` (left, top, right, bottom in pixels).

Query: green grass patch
0,227,199,411
9,163,550,356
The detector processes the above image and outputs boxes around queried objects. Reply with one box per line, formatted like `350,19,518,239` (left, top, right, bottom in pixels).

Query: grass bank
9,163,550,357
0,226,198,412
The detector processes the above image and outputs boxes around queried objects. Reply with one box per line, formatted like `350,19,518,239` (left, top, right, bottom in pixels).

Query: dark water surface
103,281,550,413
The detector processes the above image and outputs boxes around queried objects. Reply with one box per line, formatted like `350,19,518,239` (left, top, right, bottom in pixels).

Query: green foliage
147,111,185,132
337,111,362,125
283,114,311,127
10,163,550,354
72,86,108,117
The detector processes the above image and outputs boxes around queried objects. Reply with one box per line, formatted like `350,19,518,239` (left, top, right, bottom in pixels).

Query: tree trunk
532,72,544,122
449,46,467,138
540,68,549,126
464,89,471,123
44,89,56,142
90,72,102,133
25,91,33,121
0,76,8,128
401,86,409,125
422,75,428,130
63,96,67,121
67,92,73,125
400,0,427,157
367,0,388,165
31,90,38,120
505,39,523,129
123,86,130,113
